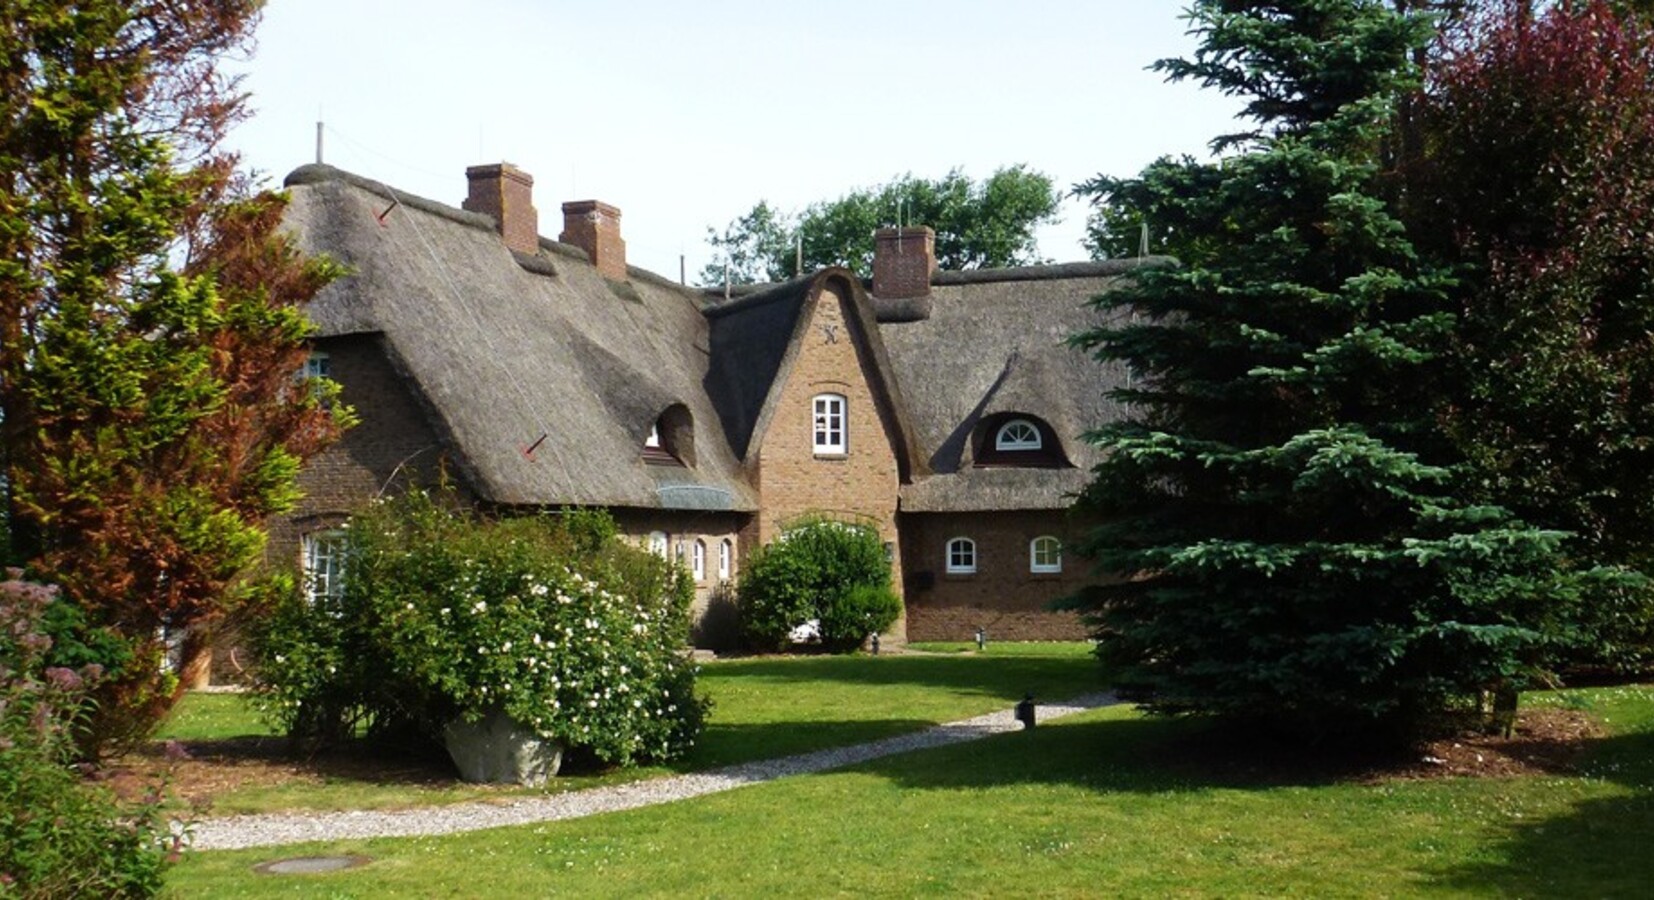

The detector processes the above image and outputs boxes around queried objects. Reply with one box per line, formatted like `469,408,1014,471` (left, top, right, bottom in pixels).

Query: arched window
995,419,1042,451
813,393,846,455
1030,536,1062,574
645,424,661,449
946,537,977,574
718,539,734,580
692,540,707,581
648,531,669,558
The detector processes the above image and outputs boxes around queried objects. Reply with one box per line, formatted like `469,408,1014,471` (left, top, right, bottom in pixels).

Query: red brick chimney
560,200,627,281
462,163,539,255
872,226,936,298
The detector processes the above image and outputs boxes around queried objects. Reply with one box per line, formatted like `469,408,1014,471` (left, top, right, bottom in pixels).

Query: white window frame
1030,536,1062,574
813,393,847,455
946,537,977,575
995,419,1042,451
302,530,347,604
648,531,669,558
645,423,662,449
692,539,707,581
718,538,733,580
304,351,331,380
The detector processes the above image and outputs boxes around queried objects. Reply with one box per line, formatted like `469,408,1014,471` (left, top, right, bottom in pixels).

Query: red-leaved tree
0,1,349,752
1413,0,1654,667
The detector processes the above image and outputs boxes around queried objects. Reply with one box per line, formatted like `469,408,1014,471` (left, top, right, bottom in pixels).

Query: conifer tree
0,1,347,750
1070,0,1605,738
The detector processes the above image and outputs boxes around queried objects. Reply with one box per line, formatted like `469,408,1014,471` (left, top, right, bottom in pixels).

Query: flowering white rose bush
250,491,706,768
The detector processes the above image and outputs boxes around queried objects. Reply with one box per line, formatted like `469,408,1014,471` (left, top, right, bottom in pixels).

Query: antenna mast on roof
795,235,802,277
315,119,324,165
1139,221,1150,261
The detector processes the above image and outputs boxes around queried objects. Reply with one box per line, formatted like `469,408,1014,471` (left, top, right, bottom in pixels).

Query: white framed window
946,537,977,575
996,419,1042,451
304,351,331,380
1031,536,1062,574
302,530,347,604
645,423,662,449
648,531,669,558
692,540,707,581
813,393,846,455
718,538,733,580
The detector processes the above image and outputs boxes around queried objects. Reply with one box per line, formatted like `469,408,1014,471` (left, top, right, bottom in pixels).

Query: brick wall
752,280,907,640
609,508,750,651
265,334,458,568
899,509,1096,642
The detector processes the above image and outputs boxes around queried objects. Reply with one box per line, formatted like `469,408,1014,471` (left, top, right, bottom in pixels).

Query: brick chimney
872,226,936,298
560,200,627,281
462,163,539,255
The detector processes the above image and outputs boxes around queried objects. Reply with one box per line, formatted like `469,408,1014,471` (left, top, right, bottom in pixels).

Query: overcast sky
226,1,1243,282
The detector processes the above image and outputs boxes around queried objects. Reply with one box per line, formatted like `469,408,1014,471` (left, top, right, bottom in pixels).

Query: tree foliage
701,167,1059,286
1405,0,1654,668
738,517,897,652
1070,0,1614,739
0,0,348,752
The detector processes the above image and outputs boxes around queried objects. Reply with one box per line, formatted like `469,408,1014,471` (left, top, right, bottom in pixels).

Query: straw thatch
282,164,1148,517
283,164,754,511
877,260,1150,512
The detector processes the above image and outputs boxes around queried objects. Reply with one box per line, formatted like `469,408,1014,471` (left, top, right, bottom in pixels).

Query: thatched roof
283,164,755,511
283,163,1148,517
878,259,1154,512
705,269,927,480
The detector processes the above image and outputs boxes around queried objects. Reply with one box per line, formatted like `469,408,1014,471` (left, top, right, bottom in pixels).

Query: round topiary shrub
738,517,898,652
250,491,707,770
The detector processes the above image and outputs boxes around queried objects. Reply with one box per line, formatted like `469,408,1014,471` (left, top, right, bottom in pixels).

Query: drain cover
253,855,372,875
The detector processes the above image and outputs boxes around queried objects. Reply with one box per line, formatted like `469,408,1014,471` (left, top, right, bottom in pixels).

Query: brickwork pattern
560,200,627,281
900,510,1095,642
462,163,539,255
609,509,749,651
753,282,907,639
872,227,936,299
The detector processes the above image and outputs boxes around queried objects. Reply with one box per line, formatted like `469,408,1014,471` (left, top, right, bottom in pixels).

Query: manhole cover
253,855,372,875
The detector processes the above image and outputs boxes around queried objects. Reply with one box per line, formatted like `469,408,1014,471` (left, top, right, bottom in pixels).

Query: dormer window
304,352,331,379
995,419,1042,451
973,413,1069,469
643,405,694,467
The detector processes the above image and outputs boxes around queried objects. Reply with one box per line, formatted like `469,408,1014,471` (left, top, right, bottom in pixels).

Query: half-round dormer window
995,419,1042,451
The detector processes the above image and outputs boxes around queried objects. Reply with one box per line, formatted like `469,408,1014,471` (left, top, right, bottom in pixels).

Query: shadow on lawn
703,654,1104,701
1428,727,1654,899
677,718,942,770
859,714,1396,795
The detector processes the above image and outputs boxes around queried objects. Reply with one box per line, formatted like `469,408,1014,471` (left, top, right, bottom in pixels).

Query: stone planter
442,707,563,787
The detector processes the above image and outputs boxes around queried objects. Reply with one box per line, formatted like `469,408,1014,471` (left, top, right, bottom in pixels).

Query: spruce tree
1071,0,1601,738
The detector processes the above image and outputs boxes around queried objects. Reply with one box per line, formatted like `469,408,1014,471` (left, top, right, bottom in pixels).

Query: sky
226,1,1244,283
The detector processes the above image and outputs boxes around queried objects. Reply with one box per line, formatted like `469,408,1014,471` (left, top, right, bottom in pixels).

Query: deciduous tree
701,167,1059,286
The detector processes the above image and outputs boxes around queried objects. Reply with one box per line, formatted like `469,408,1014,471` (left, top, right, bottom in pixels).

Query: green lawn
165,683,1654,898
153,643,1104,815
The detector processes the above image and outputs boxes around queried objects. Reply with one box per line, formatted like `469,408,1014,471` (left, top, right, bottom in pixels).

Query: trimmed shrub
0,571,173,898
738,517,896,652
249,492,707,768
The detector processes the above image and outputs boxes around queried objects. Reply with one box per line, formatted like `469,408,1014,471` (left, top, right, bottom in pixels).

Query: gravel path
189,691,1119,851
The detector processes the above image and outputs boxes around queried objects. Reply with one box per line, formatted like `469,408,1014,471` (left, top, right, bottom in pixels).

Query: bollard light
975,627,986,651
870,632,881,656
1015,692,1036,730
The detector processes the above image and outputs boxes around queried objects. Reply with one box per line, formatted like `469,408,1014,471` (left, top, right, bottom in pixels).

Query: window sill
812,452,849,461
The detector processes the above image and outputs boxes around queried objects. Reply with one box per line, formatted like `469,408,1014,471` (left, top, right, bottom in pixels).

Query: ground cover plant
164,683,1654,898
134,643,1102,815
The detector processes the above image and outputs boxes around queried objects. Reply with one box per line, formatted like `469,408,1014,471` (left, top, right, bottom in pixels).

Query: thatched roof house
272,162,1149,647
